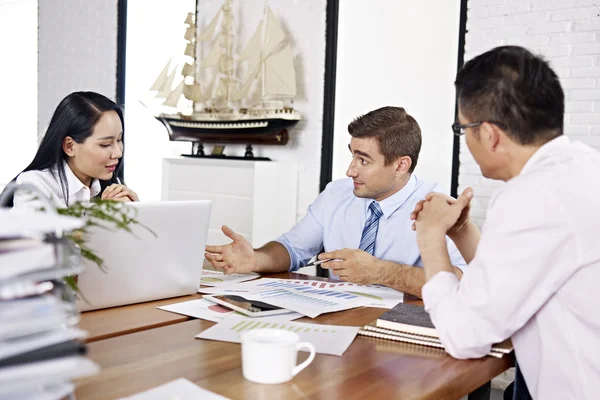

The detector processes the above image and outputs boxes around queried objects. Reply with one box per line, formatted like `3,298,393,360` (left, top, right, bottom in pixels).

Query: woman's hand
101,184,139,202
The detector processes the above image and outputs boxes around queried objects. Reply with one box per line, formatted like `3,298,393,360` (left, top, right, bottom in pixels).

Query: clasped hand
101,184,139,202
409,187,474,239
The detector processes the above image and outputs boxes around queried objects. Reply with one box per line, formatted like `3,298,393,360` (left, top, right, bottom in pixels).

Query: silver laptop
76,200,211,311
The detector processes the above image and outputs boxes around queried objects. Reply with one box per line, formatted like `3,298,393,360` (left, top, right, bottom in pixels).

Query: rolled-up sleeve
422,187,579,359
276,186,331,271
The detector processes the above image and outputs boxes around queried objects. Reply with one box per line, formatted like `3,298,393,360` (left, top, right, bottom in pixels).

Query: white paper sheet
196,318,360,356
0,381,74,400
264,279,404,308
0,209,83,238
118,378,230,400
0,328,87,361
0,244,56,280
198,278,403,310
158,298,303,323
242,288,371,318
200,270,259,287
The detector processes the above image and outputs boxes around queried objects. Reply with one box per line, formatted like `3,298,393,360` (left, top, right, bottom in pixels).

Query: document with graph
198,278,404,309
196,318,359,356
214,279,375,317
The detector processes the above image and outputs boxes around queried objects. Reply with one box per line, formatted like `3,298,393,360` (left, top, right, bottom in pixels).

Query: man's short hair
455,45,564,145
348,106,422,173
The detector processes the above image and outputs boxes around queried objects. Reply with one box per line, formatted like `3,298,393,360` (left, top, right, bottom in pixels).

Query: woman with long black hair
7,91,138,208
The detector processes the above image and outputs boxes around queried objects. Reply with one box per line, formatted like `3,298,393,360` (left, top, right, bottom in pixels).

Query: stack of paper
198,278,403,317
0,209,99,399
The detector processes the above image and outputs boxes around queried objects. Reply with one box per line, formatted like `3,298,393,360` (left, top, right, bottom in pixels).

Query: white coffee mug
240,328,316,384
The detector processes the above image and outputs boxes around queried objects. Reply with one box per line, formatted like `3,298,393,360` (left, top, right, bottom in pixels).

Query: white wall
125,0,327,220
38,0,118,133
332,0,462,194
124,0,194,202
0,0,38,190
461,0,600,227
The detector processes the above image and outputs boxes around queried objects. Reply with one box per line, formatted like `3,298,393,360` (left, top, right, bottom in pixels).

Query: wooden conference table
75,272,513,400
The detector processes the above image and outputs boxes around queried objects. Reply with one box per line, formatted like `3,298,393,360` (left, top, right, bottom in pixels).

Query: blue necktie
359,201,383,255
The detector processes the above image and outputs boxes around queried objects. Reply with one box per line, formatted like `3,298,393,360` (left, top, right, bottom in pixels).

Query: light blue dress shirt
276,175,466,274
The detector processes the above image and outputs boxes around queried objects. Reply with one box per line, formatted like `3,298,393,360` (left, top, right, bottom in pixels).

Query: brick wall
461,0,600,227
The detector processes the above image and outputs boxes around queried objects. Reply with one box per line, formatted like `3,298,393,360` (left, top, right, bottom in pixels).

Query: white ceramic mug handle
292,342,316,377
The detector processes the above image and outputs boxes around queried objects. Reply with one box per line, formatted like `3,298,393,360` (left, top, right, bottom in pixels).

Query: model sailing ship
149,0,300,149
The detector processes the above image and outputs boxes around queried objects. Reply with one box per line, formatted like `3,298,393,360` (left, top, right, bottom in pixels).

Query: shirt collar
62,161,102,198
363,174,418,219
520,135,570,175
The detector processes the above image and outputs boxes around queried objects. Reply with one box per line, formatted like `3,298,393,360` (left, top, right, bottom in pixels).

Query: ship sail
263,7,287,55
235,6,296,102
184,83,203,103
197,9,221,42
163,81,184,108
184,25,196,41
156,67,179,99
234,55,260,101
264,42,296,98
184,42,195,57
262,7,296,99
200,0,236,106
201,36,222,69
150,59,171,91
238,22,261,62
182,61,194,77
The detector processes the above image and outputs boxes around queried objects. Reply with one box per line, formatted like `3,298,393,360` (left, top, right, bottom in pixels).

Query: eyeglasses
451,121,506,136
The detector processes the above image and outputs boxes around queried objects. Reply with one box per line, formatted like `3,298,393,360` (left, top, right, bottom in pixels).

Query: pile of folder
0,208,100,400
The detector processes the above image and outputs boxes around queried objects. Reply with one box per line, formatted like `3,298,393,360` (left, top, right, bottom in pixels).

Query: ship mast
193,0,199,110
260,0,267,99
220,0,235,107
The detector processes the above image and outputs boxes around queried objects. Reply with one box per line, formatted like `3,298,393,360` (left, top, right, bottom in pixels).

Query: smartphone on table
203,295,293,317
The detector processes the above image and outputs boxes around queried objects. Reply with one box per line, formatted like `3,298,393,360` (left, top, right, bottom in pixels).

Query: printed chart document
199,278,403,310
118,378,230,400
200,270,259,287
239,288,370,318
158,298,303,323
197,318,360,356
269,279,404,308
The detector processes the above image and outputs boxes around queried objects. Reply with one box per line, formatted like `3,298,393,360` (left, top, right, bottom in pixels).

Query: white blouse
13,162,102,210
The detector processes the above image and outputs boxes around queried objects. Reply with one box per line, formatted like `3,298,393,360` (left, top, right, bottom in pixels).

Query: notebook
358,302,513,358
375,303,436,336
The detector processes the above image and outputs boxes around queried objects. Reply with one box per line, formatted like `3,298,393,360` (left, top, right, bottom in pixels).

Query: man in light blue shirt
205,106,465,297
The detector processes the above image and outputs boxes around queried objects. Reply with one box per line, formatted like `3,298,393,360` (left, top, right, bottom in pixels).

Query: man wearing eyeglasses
412,45,600,399
205,106,466,297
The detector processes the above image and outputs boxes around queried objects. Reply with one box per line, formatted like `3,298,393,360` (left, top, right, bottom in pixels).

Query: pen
305,258,341,267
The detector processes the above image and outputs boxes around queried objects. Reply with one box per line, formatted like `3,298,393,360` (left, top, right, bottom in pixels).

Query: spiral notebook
358,302,513,358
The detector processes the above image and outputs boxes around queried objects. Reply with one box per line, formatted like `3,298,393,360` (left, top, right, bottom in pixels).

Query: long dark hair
3,91,125,207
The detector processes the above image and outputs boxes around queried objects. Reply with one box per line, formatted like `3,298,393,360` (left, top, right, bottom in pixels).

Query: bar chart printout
243,287,372,318
198,278,403,309
196,318,360,356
